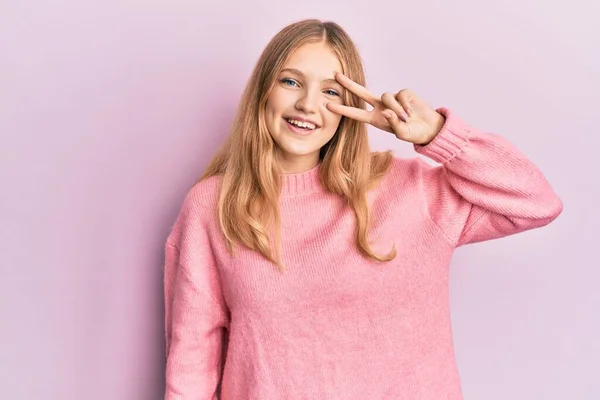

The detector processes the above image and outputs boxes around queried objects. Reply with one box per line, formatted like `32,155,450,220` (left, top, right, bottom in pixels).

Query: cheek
265,98,276,117
265,102,281,131
325,113,343,131
266,89,288,115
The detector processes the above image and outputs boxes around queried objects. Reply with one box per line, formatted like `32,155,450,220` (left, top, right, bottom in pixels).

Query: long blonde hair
200,19,396,269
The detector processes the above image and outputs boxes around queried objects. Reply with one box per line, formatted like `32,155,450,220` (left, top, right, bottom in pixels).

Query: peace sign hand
326,73,445,145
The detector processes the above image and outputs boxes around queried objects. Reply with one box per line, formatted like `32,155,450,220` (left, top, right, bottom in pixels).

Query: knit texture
163,108,563,400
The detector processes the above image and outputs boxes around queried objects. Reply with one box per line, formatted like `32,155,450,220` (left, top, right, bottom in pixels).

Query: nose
295,87,319,114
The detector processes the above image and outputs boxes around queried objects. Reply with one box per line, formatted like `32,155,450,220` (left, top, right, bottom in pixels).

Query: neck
276,153,320,174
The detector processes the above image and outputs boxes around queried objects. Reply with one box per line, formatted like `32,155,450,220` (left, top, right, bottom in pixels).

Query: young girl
163,19,562,400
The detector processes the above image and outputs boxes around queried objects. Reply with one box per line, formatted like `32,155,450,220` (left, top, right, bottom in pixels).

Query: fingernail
382,110,393,119
406,107,412,116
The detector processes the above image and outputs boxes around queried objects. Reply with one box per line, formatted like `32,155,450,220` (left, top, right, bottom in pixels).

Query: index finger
335,72,378,106
326,102,372,123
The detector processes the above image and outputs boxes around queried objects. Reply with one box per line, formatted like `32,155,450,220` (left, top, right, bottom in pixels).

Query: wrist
419,112,446,145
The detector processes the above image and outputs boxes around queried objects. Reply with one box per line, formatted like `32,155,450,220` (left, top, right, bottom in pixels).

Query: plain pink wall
1,1,598,399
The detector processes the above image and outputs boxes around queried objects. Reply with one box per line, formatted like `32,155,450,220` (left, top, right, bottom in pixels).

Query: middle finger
381,92,409,122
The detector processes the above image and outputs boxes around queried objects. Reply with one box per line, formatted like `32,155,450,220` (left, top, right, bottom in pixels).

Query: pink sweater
163,108,562,399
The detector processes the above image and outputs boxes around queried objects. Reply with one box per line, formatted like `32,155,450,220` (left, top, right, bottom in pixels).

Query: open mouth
285,118,319,133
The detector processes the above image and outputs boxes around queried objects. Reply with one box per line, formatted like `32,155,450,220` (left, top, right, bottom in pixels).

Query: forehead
282,41,342,78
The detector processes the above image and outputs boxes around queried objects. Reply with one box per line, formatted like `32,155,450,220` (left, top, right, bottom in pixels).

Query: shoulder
165,175,222,247
381,154,438,191
370,153,450,207
187,174,222,211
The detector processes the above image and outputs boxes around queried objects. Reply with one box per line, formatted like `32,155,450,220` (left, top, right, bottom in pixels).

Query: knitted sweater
163,108,563,400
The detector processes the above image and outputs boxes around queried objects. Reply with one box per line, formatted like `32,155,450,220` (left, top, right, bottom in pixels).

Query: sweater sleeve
414,107,563,247
164,187,229,400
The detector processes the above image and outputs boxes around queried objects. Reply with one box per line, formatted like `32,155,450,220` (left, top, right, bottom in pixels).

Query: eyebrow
280,68,341,85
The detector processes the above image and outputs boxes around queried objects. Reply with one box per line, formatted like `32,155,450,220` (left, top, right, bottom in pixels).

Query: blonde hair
200,19,396,269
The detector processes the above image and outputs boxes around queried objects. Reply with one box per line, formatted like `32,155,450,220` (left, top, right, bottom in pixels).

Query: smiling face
264,41,346,173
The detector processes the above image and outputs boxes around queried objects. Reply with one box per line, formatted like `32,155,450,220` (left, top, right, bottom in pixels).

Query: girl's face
264,41,345,173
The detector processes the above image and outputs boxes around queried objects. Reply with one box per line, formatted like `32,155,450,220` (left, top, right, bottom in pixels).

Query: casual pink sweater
163,108,562,400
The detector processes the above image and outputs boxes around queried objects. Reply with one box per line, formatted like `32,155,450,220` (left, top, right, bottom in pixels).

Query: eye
324,89,340,97
280,78,299,87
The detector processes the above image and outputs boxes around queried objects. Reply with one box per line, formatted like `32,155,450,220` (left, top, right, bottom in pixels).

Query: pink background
1,1,598,399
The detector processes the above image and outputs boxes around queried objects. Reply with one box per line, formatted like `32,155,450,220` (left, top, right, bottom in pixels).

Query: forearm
416,108,563,245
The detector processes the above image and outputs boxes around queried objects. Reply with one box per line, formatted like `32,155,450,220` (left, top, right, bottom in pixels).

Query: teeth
287,119,316,130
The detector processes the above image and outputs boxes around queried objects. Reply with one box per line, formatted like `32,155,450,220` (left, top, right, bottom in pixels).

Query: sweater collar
279,163,325,197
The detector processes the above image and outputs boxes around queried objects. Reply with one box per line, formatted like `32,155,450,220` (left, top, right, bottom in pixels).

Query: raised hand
325,72,445,145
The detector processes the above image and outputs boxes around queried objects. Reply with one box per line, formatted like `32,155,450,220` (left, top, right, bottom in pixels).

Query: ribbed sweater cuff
414,107,472,164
